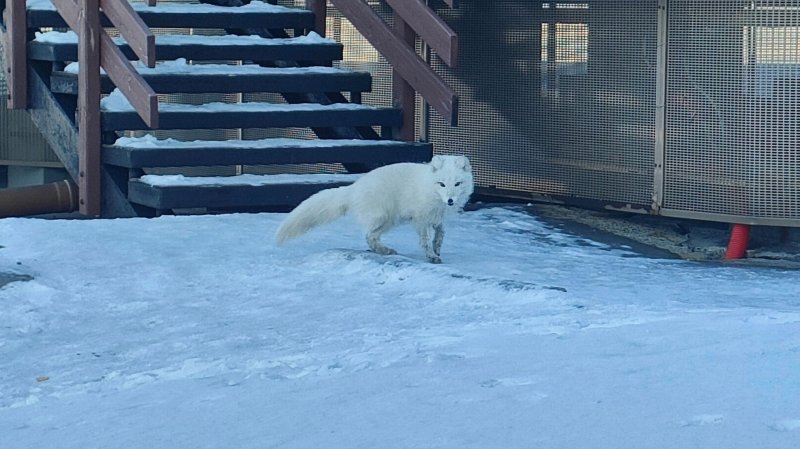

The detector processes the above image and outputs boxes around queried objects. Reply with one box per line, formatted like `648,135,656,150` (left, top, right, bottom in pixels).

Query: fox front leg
433,224,445,258
416,223,441,264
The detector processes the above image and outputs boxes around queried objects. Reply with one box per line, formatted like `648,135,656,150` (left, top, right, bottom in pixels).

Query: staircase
3,0,444,217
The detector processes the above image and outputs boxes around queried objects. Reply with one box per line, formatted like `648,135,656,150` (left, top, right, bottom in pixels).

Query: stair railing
3,0,158,216
307,0,459,141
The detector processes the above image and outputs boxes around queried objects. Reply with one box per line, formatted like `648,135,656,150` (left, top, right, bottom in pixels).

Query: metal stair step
28,31,342,63
100,93,403,130
50,63,372,95
128,173,359,210
104,136,432,168
26,0,315,30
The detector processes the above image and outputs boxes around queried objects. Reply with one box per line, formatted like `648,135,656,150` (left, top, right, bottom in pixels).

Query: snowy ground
1,206,799,449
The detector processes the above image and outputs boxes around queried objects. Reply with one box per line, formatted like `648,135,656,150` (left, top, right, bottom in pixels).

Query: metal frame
420,0,800,227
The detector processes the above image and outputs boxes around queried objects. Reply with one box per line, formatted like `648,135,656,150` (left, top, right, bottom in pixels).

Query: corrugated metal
426,0,658,208
663,0,800,222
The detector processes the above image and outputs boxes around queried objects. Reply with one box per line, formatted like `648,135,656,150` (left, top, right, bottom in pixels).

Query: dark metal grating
664,0,800,222
427,1,658,209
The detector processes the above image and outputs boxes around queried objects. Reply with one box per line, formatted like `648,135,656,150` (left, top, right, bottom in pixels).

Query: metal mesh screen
664,0,800,222
427,0,659,207
0,46,60,166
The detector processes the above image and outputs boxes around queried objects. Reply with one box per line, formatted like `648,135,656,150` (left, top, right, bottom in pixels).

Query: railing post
392,11,416,141
4,0,27,109
78,0,102,216
306,0,327,37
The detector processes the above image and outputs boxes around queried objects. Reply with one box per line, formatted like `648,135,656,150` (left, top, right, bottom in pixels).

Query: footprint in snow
768,419,800,432
679,414,725,427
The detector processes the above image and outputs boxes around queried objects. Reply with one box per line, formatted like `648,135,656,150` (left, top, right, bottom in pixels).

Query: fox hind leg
366,221,397,256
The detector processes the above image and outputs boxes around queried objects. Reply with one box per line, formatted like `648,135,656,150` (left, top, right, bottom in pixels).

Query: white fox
275,155,474,263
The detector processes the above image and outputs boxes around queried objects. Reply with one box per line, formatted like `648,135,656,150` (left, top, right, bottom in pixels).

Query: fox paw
427,255,442,264
372,247,397,256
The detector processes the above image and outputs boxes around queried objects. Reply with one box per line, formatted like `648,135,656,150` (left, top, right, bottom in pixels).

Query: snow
34,30,334,46
101,87,375,112
64,58,351,76
139,173,360,187
28,0,302,15
113,134,405,149
1,206,799,449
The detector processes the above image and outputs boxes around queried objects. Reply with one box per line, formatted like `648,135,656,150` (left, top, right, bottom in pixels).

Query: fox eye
437,182,446,187
455,182,462,187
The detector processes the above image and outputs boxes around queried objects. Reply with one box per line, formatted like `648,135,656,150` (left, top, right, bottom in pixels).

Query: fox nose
447,198,454,206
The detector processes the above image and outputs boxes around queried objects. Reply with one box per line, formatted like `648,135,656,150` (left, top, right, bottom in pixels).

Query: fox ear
457,156,471,171
430,156,445,172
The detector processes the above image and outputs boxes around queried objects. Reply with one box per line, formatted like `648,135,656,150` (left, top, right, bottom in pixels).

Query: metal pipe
724,223,750,260
0,180,79,218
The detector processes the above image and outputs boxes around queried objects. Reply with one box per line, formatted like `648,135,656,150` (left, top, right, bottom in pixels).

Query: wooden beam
4,0,27,109
385,0,457,67
392,11,416,141
52,0,158,128
78,0,102,216
329,0,457,125
100,0,156,67
49,0,81,28
28,64,137,217
99,32,159,128
306,0,327,37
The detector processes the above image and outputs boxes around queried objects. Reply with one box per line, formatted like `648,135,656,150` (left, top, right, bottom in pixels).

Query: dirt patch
521,203,800,268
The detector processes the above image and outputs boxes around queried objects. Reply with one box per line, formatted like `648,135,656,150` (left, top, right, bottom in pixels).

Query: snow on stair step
128,173,360,210
104,135,431,168
52,59,372,95
26,0,314,29
139,173,361,187
29,31,341,62
99,89,402,130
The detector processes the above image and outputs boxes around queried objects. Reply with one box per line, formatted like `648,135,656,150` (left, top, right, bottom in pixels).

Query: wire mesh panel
0,47,60,166
664,0,800,223
427,0,659,208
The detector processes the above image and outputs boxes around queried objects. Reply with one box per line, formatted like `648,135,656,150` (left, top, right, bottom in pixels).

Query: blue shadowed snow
1,207,798,449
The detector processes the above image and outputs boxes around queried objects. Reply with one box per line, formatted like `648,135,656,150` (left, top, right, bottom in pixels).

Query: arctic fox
275,155,474,263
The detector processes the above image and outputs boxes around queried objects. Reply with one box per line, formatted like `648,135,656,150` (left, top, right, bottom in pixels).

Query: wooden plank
27,9,314,32
4,0,27,109
27,65,80,179
329,0,457,125
392,12,416,141
99,32,159,128
28,58,138,217
50,70,373,95
27,40,344,63
306,0,327,37
128,180,355,210
78,0,102,216
99,0,156,67
103,140,433,168
51,0,159,128
101,106,403,131
49,0,81,28
385,0,458,67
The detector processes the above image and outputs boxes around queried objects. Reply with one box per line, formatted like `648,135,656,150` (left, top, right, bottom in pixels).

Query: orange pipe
724,223,750,260
0,180,79,218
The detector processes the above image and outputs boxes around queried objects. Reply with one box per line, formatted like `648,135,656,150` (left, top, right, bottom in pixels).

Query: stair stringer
28,62,137,217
